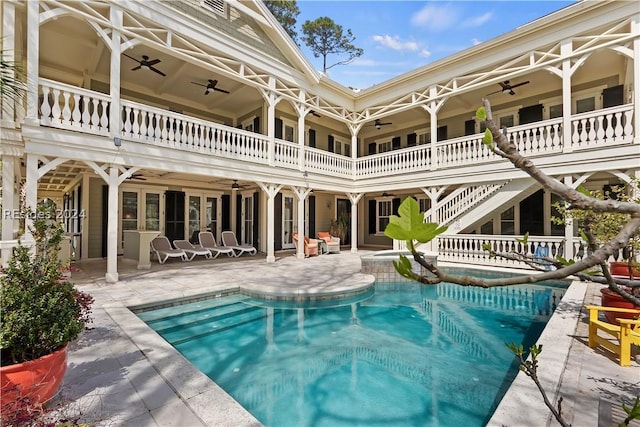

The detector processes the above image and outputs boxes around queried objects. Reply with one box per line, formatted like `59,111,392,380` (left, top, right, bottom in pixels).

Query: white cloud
463,12,493,28
419,49,431,58
471,38,482,46
372,34,419,52
411,4,460,32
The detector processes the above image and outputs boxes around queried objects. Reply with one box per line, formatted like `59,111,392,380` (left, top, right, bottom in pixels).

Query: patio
50,252,639,426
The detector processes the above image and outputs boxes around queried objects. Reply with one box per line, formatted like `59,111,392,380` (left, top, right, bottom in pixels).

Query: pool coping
102,269,585,427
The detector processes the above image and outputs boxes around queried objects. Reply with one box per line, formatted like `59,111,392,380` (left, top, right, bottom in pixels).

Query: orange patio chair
317,231,341,254
292,232,318,257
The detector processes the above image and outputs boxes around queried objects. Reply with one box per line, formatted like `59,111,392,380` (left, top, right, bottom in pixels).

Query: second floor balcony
28,77,638,188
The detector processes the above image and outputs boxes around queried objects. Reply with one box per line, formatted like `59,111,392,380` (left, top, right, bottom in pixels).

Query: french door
187,193,221,243
281,194,296,249
119,187,164,252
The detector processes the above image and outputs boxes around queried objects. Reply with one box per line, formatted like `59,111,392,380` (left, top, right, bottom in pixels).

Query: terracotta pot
600,288,640,324
609,261,640,278
0,345,68,412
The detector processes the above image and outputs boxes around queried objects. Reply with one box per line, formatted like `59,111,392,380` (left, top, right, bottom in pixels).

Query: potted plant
329,213,349,244
0,201,93,417
554,182,640,322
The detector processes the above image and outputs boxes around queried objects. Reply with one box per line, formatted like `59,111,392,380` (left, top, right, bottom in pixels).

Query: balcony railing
37,78,636,181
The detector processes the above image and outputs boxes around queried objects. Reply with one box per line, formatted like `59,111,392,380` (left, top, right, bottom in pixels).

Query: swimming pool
136,275,566,427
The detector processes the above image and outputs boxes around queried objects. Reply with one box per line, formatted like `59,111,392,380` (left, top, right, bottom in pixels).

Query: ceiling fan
308,110,321,118
123,53,166,77
369,119,393,130
231,179,250,191
128,173,146,181
487,80,530,96
191,79,230,95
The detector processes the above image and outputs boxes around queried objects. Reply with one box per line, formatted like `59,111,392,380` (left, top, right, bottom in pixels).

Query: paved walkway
49,252,639,426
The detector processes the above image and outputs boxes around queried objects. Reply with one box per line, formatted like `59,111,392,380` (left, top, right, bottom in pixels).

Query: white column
347,193,362,253
563,175,574,260
105,166,119,282
424,87,445,171
110,6,122,138
297,114,306,171
258,183,282,263
25,0,39,123
1,156,15,240
23,154,38,242
632,16,640,144
293,186,311,259
80,173,90,260
560,40,573,153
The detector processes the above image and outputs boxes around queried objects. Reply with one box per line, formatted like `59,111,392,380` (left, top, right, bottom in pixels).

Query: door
242,194,254,245
281,194,296,249
165,191,185,243
120,191,138,252
187,193,220,243
336,198,351,244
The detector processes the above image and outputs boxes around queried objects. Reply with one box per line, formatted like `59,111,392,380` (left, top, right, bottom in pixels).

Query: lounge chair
221,230,257,256
150,236,188,264
292,232,318,257
173,239,213,260
198,231,236,258
585,305,640,366
317,231,341,254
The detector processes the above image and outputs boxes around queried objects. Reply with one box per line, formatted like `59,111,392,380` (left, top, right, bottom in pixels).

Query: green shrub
0,201,93,365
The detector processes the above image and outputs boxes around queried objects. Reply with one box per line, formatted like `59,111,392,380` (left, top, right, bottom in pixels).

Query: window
550,193,564,236
202,0,225,15
344,143,351,157
576,97,595,114
481,220,493,234
418,131,430,145
335,140,342,155
418,198,430,214
378,141,391,153
501,206,515,235
377,199,392,233
500,115,514,128
284,123,295,142
549,104,563,119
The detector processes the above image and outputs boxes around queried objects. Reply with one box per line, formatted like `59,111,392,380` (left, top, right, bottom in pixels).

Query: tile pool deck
54,251,639,426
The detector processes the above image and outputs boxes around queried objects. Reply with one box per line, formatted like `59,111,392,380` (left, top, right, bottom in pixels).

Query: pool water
137,279,565,427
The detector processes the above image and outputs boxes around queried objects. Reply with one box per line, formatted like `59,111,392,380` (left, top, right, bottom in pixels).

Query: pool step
137,294,250,324
159,305,266,345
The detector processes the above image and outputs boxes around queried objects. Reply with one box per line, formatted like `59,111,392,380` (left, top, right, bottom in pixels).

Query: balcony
35,78,636,183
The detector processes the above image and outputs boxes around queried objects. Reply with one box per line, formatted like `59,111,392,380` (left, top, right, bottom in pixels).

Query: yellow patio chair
585,305,640,366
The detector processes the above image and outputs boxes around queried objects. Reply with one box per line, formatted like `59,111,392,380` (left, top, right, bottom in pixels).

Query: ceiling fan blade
131,65,141,71
214,87,230,94
149,66,166,77
509,90,516,96
486,89,503,96
509,81,530,89
146,59,161,66
191,81,206,87
122,53,139,63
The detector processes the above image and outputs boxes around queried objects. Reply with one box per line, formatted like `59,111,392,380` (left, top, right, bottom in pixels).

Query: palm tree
0,44,25,115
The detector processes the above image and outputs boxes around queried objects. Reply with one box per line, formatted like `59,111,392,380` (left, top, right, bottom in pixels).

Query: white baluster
81,96,90,129
99,100,109,130
623,109,633,138
51,88,62,125
91,99,100,130
131,109,140,138
596,115,605,142
61,92,72,126
40,85,52,123
71,93,81,128
613,112,623,142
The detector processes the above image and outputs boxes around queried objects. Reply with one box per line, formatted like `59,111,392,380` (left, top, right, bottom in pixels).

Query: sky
294,1,577,89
